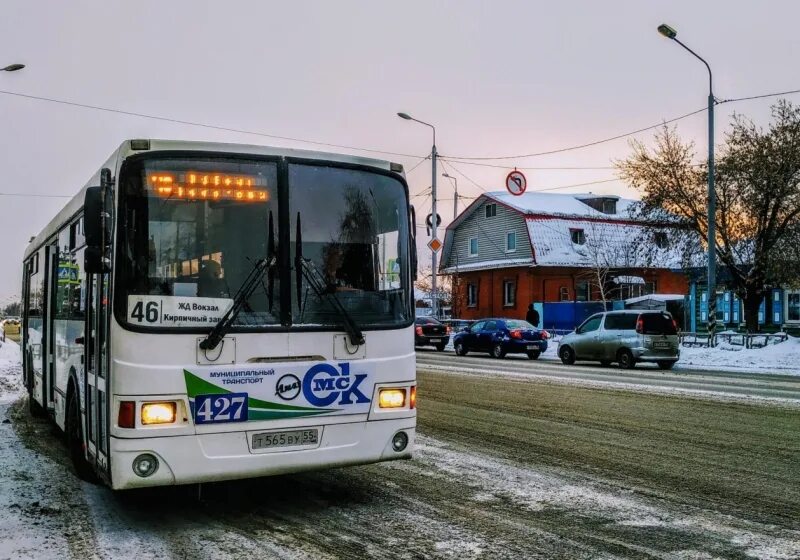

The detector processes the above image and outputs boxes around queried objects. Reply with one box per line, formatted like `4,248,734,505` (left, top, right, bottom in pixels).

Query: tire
435,343,447,352
657,361,675,370
618,349,636,370
600,361,612,367
491,343,506,359
559,345,576,365
454,341,468,356
66,387,96,482
526,351,541,360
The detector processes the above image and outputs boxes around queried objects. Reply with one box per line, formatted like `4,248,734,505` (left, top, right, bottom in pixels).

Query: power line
440,107,707,161
440,159,616,170
441,159,619,195
0,89,425,160
440,86,800,161
0,192,71,198
719,88,800,104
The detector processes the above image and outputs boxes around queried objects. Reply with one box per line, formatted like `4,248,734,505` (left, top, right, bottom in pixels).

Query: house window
786,291,800,322
559,286,570,301
485,203,497,218
468,237,478,256
467,283,478,307
654,232,668,249
506,231,516,252
575,281,590,302
503,280,515,307
570,228,586,245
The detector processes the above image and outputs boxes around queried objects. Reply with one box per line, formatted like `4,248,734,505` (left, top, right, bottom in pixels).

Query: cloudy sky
2,0,800,301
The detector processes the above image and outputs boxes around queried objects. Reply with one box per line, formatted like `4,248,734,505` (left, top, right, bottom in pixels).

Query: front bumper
110,418,415,490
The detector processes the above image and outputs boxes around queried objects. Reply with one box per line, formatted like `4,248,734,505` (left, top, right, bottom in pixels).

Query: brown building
439,191,688,323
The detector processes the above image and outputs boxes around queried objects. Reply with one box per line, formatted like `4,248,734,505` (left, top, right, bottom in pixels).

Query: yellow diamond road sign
427,238,442,252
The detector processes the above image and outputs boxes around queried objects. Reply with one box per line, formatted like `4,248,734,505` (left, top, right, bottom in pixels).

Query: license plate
252,429,319,450
654,341,670,349
429,338,442,343
526,344,536,350
194,393,248,424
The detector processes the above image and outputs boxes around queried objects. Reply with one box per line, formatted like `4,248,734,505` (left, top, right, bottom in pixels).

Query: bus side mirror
410,205,418,281
84,185,113,274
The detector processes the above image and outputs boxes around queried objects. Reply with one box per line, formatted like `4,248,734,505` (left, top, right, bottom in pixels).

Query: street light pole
442,173,458,220
657,24,717,341
398,112,439,318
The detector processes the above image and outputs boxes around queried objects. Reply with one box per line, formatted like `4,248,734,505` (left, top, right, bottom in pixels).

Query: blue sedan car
453,318,548,359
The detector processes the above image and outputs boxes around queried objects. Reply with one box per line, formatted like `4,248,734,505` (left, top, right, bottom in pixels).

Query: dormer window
579,196,617,214
570,228,586,245
485,203,497,218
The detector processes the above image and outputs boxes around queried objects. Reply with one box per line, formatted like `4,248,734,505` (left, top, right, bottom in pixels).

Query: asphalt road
1,364,799,559
416,348,800,403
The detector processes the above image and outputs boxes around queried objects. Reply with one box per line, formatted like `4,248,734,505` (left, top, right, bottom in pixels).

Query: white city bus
21,139,417,490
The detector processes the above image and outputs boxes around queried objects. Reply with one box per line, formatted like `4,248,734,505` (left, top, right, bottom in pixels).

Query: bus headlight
378,389,406,409
141,402,177,425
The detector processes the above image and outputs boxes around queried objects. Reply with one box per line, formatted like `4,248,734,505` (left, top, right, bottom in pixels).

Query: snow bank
678,336,800,375
0,340,22,403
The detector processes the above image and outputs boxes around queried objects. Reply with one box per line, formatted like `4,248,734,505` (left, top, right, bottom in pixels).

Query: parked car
557,310,679,370
452,318,548,359
415,317,450,351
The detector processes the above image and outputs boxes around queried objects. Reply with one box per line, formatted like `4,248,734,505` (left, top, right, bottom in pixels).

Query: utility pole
442,172,458,220
398,112,439,317
657,24,716,342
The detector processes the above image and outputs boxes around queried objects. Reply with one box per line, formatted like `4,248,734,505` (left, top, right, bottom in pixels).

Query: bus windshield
117,156,411,331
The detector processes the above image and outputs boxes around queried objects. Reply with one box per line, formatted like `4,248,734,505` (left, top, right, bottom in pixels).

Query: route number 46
194,393,248,424
130,301,159,323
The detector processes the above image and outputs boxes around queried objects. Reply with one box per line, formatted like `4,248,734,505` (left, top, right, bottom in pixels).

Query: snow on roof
625,294,685,304
526,217,683,268
441,257,534,274
486,191,638,219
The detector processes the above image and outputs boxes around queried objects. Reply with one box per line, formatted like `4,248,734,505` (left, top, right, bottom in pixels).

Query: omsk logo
275,374,301,401
302,363,370,407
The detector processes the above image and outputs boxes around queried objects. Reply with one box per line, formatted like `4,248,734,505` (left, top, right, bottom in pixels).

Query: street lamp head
442,173,452,178
1,63,25,72
397,112,412,120
657,24,677,39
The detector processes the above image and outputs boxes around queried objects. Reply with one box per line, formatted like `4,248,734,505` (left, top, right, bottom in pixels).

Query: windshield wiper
295,213,365,347
199,255,277,351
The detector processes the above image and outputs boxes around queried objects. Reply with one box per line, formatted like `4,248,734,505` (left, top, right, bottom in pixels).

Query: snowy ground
444,333,800,375
0,339,22,404
678,337,800,374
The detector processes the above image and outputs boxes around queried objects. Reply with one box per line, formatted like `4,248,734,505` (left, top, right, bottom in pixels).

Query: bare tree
617,101,800,332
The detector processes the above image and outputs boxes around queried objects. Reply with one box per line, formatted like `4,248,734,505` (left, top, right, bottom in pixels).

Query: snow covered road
1,346,799,559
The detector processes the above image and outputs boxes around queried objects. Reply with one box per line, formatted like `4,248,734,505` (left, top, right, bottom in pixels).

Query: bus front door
86,273,110,479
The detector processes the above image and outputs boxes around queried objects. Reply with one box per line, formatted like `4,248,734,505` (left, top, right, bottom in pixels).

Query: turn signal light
378,388,406,409
415,326,423,336
510,329,523,339
118,401,135,428
541,330,550,339
141,402,177,425
409,386,417,410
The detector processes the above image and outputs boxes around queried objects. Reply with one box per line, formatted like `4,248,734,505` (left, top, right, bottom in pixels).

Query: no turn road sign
505,170,527,196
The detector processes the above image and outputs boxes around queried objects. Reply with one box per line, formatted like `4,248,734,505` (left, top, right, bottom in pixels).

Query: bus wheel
66,388,96,482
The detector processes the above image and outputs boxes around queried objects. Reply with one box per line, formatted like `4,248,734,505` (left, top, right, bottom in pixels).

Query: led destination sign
147,172,268,202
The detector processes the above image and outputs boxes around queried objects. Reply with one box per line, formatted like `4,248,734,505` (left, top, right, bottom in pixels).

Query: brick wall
452,267,689,319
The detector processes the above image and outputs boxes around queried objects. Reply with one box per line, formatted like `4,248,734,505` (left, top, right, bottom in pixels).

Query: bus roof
24,139,402,260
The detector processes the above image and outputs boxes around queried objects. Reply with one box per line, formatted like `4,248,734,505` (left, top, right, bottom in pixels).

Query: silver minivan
558,310,680,369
